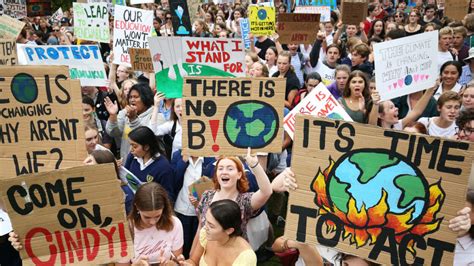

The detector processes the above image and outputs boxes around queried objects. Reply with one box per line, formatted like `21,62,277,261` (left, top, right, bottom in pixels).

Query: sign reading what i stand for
20,45,107,86
182,77,285,156
0,66,87,179
0,164,133,265
285,115,472,265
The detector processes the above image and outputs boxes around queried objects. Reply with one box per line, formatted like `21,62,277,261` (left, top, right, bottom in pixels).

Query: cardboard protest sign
0,0,27,18
73,2,110,43
0,164,133,265
129,48,153,72
149,37,245,98
445,0,468,21
285,115,472,265
249,6,276,36
0,66,87,179
0,38,17,65
341,0,368,25
283,83,352,139
182,77,285,156
295,5,330,22
26,0,51,16
374,31,438,101
277,13,320,44
170,0,192,36
240,18,251,49
296,0,337,10
188,176,214,201
0,14,26,39
113,5,153,67
20,45,107,86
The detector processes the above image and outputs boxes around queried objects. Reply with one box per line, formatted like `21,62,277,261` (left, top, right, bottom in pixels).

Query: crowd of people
2,0,474,265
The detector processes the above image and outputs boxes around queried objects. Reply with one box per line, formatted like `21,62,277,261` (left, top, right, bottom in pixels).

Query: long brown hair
128,183,175,232
343,70,370,100
212,157,249,193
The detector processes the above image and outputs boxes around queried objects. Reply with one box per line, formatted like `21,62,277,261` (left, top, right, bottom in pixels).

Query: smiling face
139,209,163,228
438,100,461,122
458,120,474,141
82,103,94,121
216,158,242,191
463,87,474,110
441,64,460,86
379,100,399,125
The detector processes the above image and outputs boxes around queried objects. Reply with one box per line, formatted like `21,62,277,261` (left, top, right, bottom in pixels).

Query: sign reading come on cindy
182,77,285,156
374,31,438,101
285,115,472,265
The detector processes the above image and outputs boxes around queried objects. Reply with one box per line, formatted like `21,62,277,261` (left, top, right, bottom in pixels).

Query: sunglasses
53,29,60,31
166,17,172,20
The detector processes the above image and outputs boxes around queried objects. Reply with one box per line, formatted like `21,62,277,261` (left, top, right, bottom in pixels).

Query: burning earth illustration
311,149,445,254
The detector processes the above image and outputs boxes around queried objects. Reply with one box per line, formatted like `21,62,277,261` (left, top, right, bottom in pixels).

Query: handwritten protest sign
129,48,153,72
285,115,472,265
26,0,51,16
20,45,107,86
374,31,438,101
295,6,330,22
249,6,276,36
0,38,17,65
0,66,87,179
50,7,64,23
149,37,245,98
341,0,368,25
277,13,320,44
170,0,192,36
240,18,251,49
283,84,352,139
295,0,337,10
0,0,27,18
0,14,26,39
182,77,285,156
130,0,153,4
445,0,467,21
113,5,153,67
73,2,110,43
0,164,133,265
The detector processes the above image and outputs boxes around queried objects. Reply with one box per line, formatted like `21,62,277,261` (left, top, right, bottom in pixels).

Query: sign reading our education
373,31,438,101
0,164,133,265
0,66,87,179
182,77,285,156
285,115,472,265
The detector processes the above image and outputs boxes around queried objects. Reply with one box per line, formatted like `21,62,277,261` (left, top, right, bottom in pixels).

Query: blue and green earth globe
223,101,279,148
327,149,429,224
11,73,38,104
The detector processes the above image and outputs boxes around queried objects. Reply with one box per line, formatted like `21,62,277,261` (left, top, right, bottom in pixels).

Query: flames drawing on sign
310,149,445,255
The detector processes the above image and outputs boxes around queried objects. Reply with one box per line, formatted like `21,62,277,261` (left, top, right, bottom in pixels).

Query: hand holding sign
8,231,22,251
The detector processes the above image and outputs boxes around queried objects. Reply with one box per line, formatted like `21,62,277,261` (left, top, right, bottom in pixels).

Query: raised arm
246,148,272,210
401,83,438,128
368,90,381,126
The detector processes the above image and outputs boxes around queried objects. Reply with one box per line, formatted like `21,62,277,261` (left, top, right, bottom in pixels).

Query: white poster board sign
373,31,438,101
20,45,107,86
113,5,153,66
294,6,331,22
73,2,110,43
283,83,352,139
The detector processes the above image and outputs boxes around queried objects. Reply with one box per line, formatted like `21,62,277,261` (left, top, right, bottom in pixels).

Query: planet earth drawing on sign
257,9,267,20
11,73,38,104
223,100,279,148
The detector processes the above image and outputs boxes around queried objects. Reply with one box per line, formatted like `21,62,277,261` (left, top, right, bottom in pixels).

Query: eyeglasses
457,127,474,137
53,29,60,32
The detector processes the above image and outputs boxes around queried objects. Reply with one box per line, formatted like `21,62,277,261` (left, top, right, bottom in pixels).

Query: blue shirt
460,65,473,86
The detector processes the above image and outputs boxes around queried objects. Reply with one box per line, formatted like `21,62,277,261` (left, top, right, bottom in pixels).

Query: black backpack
156,120,177,160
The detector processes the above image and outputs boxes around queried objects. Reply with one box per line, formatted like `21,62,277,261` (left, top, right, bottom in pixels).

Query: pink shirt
131,216,183,264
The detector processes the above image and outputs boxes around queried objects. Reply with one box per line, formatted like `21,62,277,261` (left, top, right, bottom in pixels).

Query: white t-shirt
437,50,454,72
418,117,457,137
175,157,203,216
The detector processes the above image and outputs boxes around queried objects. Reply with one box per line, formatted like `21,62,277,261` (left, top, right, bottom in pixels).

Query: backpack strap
171,120,177,138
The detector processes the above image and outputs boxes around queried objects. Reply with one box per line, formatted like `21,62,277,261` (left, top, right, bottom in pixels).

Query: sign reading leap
182,77,285,156
0,164,133,265
374,31,438,101
73,2,110,43
285,115,472,265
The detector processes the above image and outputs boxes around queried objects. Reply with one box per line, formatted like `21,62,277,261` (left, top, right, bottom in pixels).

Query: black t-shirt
95,90,118,121
272,71,300,100
255,38,276,60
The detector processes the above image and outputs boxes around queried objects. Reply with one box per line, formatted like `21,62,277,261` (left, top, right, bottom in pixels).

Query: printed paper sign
0,14,26,39
0,66,87,179
277,13,320,44
0,0,27,18
20,45,107,86
0,38,17,65
0,164,133,265
295,6,330,22
295,0,336,10
374,31,438,101
240,18,251,49
283,83,352,139
129,48,153,72
73,2,110,43
149,37,245,98
113,5,153,66
285,115,472,265
182,77,285,156
249,6,276,36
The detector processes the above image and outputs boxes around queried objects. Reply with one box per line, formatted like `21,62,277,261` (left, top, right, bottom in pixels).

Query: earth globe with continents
223,100,279,148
